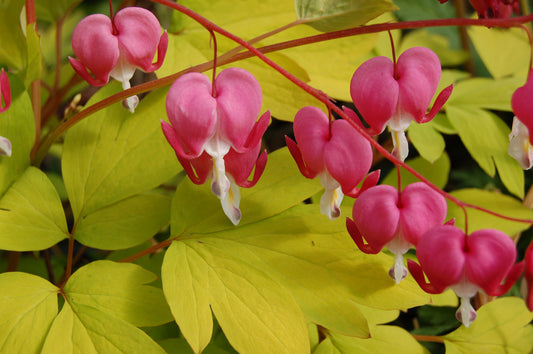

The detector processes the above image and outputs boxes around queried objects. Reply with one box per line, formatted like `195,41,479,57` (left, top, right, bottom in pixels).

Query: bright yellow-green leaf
42,303,165,353
447,188,533,235
443,297,533,353
0,272,58,353
399,29,468,67
62,84,180,219
295,0,397,32
171,147,322,235
24,24,42,88
162,240,310,354
0,0,26,69
381,153,451,190
468,26,529,79
0,167,68,251
409,123,445,163
447,77,523,111
64,260,173,327
0,80,35,197
41,304,98,354
446,106,524,198
314,326,428,354
179,204,430,335
73,193,171,250
429,112,456,135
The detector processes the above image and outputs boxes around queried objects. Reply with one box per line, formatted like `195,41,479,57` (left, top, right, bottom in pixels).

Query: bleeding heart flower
439,0,519,19
69,7,168,112
408,226,524,327
285,106,375,220
0,68,12,157
161,67,270,225
522,242,533,311
347,182,447,283
350,47,453,161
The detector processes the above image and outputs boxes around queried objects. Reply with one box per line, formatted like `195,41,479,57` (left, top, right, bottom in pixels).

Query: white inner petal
391,129,409,162
220,179,242,226
319,172,344,220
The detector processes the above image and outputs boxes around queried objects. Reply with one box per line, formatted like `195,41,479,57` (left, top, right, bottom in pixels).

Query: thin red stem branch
149,0,533,226
118,238,174,263
37,1,533,226
412,334,445,344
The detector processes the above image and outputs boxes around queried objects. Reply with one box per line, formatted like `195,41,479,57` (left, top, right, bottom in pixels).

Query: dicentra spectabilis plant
2,0,533,353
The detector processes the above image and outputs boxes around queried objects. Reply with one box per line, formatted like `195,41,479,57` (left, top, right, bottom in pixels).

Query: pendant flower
350,47,453,161
69,7,168,112
408,226,524,327
285,106,375,220
161,68,270,225
439,0,519,19
347,182,447,283
509,73,533,169
0,68,12,157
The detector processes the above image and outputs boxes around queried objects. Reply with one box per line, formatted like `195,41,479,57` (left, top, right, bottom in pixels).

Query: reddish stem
149,0,533,226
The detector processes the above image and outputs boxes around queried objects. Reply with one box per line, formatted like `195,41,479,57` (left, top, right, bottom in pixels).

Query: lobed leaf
0,0,26,69
0,167,68,251
73,193,171,250
468,26,529,79
162,240,310,354
0,272,58,353
295,0,397,32
446,106,524,198
443,297,533,353
63,260,173,327
313,325,428,354
42,303,165,353
0,80,35,197
62,84,179,220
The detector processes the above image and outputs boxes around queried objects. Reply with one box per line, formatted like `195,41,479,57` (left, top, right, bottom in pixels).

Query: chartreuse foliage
1,261,169,353
2,0,533,353
62,84,179,249
163,148,431,353
443,297,533,353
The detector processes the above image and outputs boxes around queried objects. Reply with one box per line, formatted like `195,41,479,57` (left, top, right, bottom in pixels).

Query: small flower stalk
350,47,453,161
347,182,447,283
509,72,533,169
69,7,168,112
162,68,270,225
286,106,376,220
0,68,12,157
408,226,524,327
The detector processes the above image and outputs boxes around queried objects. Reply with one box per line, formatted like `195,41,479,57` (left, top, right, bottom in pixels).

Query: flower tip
0,137,12,157
122,95,139,113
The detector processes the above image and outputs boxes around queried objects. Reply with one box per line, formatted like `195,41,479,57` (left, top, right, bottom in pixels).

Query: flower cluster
69,7,168,112
67,6,532,330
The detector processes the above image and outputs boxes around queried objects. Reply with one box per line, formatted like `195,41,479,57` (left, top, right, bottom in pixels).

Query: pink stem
149,0,533,226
